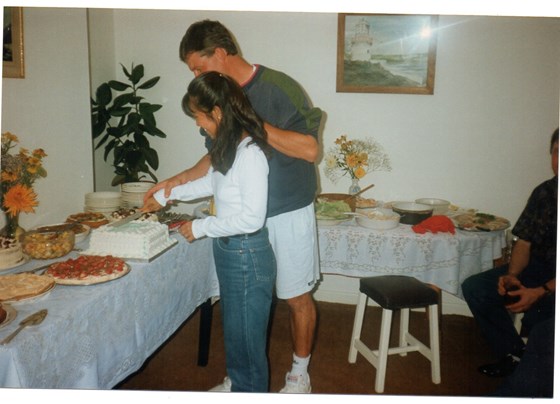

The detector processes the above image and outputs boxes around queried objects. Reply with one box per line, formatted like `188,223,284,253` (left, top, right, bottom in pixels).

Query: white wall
93,10,559,223
1,7,93,229
89,10,559,312
1,6,559,313
87,8,117,191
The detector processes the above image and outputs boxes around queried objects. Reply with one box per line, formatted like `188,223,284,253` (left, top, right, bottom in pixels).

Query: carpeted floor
116,299,504,396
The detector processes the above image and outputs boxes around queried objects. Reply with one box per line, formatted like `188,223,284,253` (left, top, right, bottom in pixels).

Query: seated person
462,128,557,378
492,317,554,397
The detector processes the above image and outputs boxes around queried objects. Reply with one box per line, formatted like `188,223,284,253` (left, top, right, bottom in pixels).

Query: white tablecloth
318,220,506,297
0,234,219,389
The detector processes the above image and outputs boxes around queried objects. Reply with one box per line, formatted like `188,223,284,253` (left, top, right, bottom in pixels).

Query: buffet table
318,219,507,298
0,234,219,389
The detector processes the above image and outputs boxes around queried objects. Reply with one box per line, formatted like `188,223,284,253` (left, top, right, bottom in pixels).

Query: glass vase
0,211,25,240
348,178,361,195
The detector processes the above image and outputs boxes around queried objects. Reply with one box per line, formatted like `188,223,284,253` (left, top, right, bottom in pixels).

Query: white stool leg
348,292,368,363
428,304,441,384
399,308,410,356
375,308,393,393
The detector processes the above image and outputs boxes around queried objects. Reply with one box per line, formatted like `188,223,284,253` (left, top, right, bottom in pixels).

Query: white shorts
266,203,320,300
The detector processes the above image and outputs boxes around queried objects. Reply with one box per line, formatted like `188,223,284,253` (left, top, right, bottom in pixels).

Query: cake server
0,309,48,345
107,211,143,227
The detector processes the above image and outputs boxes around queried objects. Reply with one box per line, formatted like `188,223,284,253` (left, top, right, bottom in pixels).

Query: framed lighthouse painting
336,14,438,94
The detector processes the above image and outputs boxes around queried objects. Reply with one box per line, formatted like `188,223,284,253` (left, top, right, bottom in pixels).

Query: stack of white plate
121,182,155,208
84,192,122,214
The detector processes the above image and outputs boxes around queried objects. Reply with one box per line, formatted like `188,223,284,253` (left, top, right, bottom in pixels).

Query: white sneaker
209,376,232,392
279,372,312,393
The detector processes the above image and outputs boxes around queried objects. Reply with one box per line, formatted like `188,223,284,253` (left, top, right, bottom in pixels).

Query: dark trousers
493,317,555,397
462,264,555,359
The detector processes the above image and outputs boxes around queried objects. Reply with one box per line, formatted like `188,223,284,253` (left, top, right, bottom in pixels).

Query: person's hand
178,220,197,243
143,177,182,204
141,196,164,213
504,285,544,313
498,274,521,296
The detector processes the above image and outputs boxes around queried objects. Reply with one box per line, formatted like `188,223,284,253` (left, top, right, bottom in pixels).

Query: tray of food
451,212,510,232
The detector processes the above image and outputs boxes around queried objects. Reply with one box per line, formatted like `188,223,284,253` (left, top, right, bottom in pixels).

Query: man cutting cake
143,19,322,393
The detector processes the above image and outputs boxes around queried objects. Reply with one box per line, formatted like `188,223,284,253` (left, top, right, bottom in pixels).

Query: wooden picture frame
337,14,438,94
3,7,24,79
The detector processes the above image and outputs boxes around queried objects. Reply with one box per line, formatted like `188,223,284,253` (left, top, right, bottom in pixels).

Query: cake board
79,239,179,263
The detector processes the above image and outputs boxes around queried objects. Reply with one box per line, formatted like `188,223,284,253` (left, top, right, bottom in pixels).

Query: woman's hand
179,220,197,243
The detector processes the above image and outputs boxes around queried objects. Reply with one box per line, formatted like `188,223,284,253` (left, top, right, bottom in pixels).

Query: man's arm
507,239,531,277
264,123,318,163
498,238,531,295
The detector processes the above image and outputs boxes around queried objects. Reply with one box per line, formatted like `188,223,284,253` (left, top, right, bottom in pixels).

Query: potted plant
91,63,166,186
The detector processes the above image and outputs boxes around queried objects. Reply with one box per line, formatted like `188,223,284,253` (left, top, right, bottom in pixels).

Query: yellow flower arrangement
323,135,391,183
1,132,47,218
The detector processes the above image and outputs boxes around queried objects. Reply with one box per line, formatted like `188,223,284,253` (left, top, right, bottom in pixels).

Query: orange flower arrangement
323,135,391,183
1,132,47,219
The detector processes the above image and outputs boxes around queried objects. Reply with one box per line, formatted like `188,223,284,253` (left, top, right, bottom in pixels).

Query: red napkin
412,215,456,235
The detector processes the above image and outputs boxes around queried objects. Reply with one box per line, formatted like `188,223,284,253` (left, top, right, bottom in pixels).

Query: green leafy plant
91,63,166,186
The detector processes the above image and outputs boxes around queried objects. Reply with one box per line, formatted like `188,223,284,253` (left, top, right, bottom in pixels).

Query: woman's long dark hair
182,71,270,175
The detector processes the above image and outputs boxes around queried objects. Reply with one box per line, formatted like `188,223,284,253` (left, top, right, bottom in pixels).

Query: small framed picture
3,7,25,79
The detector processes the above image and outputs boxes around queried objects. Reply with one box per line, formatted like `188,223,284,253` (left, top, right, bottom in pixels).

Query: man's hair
179,20,239,61
551,128,559,154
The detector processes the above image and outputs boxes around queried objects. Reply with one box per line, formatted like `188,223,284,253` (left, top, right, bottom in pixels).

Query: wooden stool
348,275,441,393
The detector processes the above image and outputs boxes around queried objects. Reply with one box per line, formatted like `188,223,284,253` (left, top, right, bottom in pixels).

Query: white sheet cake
83,221,176,260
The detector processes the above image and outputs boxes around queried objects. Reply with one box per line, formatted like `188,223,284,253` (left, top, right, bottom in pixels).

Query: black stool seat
359,275,438,310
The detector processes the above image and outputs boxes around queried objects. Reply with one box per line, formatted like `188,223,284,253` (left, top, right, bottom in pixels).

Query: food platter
43,255,131,286
0,303,17,329
66,212,109,228
47,263,131,286
451,212,510,232
1,281,55,303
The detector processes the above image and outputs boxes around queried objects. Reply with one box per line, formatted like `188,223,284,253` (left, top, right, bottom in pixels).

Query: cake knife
107,211,143,227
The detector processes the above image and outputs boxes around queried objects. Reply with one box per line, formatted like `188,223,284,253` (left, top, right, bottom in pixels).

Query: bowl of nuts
21,229,75,259
35,222,90,244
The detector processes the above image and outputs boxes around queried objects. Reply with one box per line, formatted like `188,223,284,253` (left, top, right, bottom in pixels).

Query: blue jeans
213,228,276,392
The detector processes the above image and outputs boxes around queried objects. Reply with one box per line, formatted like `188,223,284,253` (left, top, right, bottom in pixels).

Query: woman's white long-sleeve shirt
153,137,269,239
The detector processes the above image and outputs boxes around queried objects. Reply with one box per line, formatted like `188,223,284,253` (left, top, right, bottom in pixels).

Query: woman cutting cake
142,71,276,392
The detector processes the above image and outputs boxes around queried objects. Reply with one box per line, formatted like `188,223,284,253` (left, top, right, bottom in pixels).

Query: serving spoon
342,212,369,217
0,309,48,345
344,184,375,201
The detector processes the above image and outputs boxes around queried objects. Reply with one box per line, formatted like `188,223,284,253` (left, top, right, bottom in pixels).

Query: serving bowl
355,208,400,230
21,229,75,259
392,202,433,225
415,198,450,215
35,222,90,244
316,193,356,212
